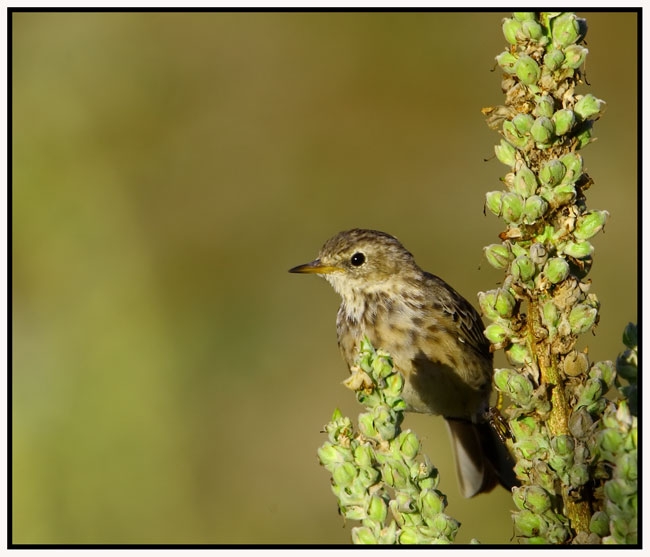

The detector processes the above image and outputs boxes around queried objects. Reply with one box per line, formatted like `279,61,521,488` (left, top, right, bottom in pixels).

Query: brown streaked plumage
290,228,517,497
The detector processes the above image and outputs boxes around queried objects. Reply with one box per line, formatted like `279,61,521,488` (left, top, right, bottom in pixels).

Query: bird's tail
444,417,519,498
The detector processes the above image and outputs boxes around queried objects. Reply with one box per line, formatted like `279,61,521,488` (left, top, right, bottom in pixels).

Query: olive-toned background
12,12,637,544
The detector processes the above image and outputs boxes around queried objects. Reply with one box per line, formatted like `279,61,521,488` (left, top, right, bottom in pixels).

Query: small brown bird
290,228,516,497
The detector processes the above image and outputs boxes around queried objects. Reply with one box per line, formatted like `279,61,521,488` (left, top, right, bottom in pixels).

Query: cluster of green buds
480,12,635,544
317,337,459,544
586,323,638,544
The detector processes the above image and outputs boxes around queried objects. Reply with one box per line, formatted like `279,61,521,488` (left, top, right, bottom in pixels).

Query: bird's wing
423,272,492,358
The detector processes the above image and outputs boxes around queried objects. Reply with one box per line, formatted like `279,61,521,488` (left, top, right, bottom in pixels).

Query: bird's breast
336,296,491,419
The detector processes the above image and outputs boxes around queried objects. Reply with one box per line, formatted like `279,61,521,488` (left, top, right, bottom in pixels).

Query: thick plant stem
529,299,589,533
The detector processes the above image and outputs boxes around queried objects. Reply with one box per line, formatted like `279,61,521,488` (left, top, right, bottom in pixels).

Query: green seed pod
541,300,560,329
318,442,349,468
563,239,593,259
541,184,576,209
510,415,539,441
515,55,541,86
352,526,377,544
372,357,392,381
510,242,528,258
523,195,548,223
512,113,535,136
478,290,500,321
622,322,638,350
514,437,545,461
513,12,536,21
531,116,555,144
501,192,525,223
552,12,581,47
506,343,531,365
534,94,555,118
502,18,522,45
590,511,610,537
485,322,510,345
375,410,400,441
398,431,420,460
494,368,533,405
495,288,517,318
521,19,544,41
358,350,373,372
564,44,589,69
514,509,547,538
353,443,374,467
385,372,405,402
485,191,503,217
503,120,528,149
511,486,527,511
496,51,519,74
589,360,616,389
432,513,460,540
511,254,536,282
495,139,517,167
383,460,410,490
358,412,378,438
397,528,418,545
539,158,566,187
543,48,565,71
574,210,609,241
367,494,388,523
564,350,589,377
559,152,583,183
513,163,538,196
577,377,604,409
552,108,576,135
553,184,576,207
525,486,552,513
334,483,364,508
418,475,437,491
419,489,445,517
356,465,380,490
569,303,598,334
493,368,514,393
544,257,570,284
484,243,513,269
575,94,606,120
332,461,358,487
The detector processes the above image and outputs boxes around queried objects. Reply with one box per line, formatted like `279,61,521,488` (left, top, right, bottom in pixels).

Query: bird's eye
350,252,365,267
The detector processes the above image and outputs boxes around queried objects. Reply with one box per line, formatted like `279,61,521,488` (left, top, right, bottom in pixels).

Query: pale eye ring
350,252,365,266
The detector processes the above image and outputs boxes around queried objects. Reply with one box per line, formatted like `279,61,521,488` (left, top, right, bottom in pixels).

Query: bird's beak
289,259,342,275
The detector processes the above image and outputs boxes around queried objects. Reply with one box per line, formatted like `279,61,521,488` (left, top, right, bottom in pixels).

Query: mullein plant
480,12,637,544
318,338,460,544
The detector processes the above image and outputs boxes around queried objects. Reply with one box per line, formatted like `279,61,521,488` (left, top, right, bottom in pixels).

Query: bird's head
289,229,420,300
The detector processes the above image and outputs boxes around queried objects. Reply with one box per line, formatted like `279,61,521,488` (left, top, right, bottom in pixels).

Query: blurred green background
12,12,637,545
